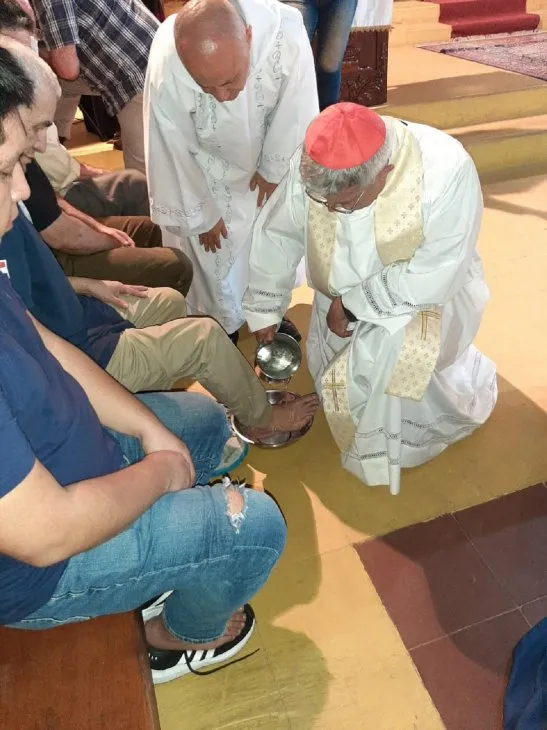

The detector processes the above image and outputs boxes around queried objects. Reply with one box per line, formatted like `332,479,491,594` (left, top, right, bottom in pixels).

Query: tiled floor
356,484,547,730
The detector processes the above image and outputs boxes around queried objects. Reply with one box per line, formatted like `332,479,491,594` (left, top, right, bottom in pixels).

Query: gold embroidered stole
306,118,441,454
307,199,337,297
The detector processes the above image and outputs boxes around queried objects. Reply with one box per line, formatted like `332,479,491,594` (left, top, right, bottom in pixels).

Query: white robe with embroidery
243,122,497,486
143,0,318,333
353,0,393,28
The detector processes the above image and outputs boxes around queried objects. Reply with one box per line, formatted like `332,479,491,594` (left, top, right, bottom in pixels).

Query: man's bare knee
227,487,244,515
223,483,247,533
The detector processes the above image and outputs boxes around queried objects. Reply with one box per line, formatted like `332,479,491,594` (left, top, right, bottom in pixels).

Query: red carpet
427,0,540,37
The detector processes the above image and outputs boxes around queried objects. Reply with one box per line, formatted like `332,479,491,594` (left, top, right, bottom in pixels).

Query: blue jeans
284,0,357,109
10,392,287,642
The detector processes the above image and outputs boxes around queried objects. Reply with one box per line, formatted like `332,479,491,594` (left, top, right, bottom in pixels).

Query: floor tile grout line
449,512,521,609
409,605,522,652
519,594,547,610
518,606,534,629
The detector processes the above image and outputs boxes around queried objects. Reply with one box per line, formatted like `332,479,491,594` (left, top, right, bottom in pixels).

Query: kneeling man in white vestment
243,103,498,486
144,0,318,338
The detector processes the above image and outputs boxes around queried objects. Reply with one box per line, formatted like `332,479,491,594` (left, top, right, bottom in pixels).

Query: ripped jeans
10,392,287,643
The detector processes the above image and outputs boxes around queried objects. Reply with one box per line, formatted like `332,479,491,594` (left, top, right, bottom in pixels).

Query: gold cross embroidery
420,310,441,340
323,369,346,412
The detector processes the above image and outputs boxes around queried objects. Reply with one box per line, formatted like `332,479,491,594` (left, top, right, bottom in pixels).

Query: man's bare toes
299,393,320,413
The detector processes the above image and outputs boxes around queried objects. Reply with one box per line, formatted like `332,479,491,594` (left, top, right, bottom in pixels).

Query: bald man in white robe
244,104,497,487
144,0,318,337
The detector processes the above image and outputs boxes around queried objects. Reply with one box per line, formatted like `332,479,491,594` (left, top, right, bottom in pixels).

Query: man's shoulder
146,16,183,96
149,15,176,62
411,123,472,170
277,1,308,46
278,1,307,30
410,122,477,196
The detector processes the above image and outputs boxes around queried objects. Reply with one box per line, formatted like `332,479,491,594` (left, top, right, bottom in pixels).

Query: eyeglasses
306,187,366,215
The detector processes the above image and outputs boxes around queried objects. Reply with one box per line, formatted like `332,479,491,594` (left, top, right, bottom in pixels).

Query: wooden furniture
0,612,160,730
340,28,389,107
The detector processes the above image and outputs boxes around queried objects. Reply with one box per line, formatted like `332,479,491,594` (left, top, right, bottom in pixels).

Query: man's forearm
31,314,163,440
68,276,97,296
58,196,102,231
2,454,174,567
44,454,172,564
41,207,109,254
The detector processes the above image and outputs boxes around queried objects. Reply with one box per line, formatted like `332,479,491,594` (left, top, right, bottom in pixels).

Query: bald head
0,38,60,156
174,0,251,102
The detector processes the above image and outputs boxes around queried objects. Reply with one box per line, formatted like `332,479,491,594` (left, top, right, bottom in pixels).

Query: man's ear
378,164,394,184
246,25,252,46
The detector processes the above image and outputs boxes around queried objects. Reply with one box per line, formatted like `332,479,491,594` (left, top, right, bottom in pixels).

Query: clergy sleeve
341,157,483,335
244,160,307,332
258,17,319,184
144,90,221,238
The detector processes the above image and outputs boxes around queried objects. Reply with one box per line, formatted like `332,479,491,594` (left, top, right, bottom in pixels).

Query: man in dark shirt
24,157,193,297
0,64,286,682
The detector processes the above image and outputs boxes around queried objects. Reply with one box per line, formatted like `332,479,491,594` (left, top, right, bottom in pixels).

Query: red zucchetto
304,103,387,170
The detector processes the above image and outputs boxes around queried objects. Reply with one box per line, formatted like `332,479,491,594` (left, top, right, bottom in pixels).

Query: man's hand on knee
141,426,196,487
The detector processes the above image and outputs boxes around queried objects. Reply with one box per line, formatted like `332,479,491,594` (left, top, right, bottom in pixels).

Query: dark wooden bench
0,612,160,730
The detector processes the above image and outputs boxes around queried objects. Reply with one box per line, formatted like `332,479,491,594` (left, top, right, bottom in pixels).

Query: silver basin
255,333,302,384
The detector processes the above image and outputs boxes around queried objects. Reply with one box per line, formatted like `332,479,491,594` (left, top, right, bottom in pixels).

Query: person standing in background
280,0,357,110
30,0,159,173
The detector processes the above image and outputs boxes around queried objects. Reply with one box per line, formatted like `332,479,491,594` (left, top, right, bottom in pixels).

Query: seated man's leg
101,215,162,247
106,310,319,429
118,392,233,484
54,224,193,298
9,392,286,678
63,169,150,218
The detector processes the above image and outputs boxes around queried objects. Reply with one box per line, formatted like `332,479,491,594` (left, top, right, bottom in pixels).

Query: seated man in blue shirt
0,64,286,683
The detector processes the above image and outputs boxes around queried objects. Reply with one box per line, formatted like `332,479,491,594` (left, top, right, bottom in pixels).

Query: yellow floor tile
155,632,292,730
254,546,445,730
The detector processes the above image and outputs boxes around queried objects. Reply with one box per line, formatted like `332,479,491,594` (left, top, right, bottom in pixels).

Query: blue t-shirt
0,271,125,624
0,212,133,368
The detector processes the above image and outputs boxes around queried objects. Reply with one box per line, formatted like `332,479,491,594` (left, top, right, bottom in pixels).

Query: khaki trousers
106,288,271,426
55,216,193,297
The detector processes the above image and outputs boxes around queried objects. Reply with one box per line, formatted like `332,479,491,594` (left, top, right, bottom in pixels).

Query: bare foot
145,607,246,652
247,393,320,438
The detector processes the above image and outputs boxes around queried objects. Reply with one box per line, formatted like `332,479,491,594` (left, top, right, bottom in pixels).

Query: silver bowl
232,390,313,449
255,333,302,384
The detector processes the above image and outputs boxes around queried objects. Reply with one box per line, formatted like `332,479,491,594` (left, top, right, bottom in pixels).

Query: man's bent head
300,103,395,214
0,38,59,158
174,0,252,103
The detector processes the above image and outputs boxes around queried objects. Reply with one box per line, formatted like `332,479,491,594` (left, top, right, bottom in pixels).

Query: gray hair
0,36,60,102
300,118,396,197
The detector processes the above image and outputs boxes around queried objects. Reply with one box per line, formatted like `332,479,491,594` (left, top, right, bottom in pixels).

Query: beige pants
55,79,145,173
106,288,271,426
